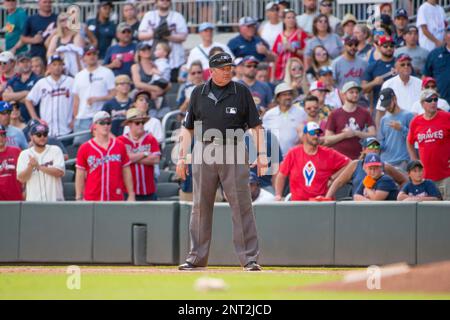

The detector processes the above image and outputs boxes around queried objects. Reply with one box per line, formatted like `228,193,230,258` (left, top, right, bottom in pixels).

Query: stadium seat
165,93,178,110
158,170,175,183
335,183,353,201
63,170,75,183
63,182,76,201
156,182,180,201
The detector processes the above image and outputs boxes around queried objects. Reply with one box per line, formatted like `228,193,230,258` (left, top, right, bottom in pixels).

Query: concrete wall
1,201,449,266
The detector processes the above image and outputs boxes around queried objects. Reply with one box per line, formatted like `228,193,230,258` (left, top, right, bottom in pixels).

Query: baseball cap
0,51,16,63
303,122,323,135
406,25,419,33
209,52,235,68
310,80,329,92
378,35,394,46
198,22,214,32
265,2,278,11
362,137,380,148
420,89,439,102
47,54,63,65
16,53,31,62
249,171,259,185
379,87,396,108
395,8,408,19
342,81,362,93
0,101,12,112
117,22,132,33
422,77,436,89
239,17,257,27
234,57,244,66
122,108,149,126
406,160,424,172
342,13,357,27
93,111,111,124
30,123,49,136
242,55,260,65
396,53,412,63
364,153,382,167
0,125,6,134
343,36,359,46
83,45,98,56
136,42,152,51
318,66,333,77
274,82,293,96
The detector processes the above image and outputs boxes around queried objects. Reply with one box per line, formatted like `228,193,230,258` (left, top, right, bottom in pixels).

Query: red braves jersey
407,111,450,181
280,145,350,200
117,133,161,195
0,146,22,200
76,138,131,201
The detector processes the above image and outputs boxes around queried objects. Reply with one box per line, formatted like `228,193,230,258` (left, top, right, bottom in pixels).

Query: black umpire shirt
184,79,262,138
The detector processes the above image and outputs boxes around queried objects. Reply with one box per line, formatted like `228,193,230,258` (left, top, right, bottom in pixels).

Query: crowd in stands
0,0,449,202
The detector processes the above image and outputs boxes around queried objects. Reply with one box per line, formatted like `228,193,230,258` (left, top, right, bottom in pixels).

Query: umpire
176,52,269,271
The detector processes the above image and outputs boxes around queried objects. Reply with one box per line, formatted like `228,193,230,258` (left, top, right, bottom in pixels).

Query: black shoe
178,262,202,271
244,261,262,271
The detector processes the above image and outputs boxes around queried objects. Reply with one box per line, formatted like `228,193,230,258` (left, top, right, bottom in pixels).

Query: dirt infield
303,261,450,293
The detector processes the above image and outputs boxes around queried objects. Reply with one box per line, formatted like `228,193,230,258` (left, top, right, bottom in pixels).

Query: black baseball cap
395,8,408,19
47,54,63,65
406,25,419,33
137,42,152,51
362,137,380,148
406,160,423,172
30,123,49,135
209,52,235,68
379,87,396,108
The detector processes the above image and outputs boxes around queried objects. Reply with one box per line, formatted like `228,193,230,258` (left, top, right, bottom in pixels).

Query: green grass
1,267,449,300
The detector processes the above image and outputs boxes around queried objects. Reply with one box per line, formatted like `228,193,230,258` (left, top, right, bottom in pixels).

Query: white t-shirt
152,58,171,82
376,75,422,113
139,10,188,69
253,188,276,203
123,117,163,143
416,2,446,52
296,13,316,34
186,42,234,70
262,105,307,156
411,98,450,114
259,21,283,49
26,75,74,137
17,145,65,201
73,66,115,120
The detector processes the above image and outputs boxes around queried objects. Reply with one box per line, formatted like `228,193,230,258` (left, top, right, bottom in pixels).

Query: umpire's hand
251,154,269,177
176,159,189,180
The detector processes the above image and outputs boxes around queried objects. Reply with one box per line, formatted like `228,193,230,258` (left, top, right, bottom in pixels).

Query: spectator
117,109,161,201
21,0,57,62
361,35,396,111
31,57,46,78
296,0,318,35
392,8,409,48
325,81,376,160
3,53,40,123
227,17,277,62
239,56,274,113
72,46,115,146
305,14,344,69
0,124,22,200
262,82,307,156
151,42,172,87
9,102,26,131
395,25,429,77
186,23,233,79
353,24,372,60
366,23,392,64
275,121,350,201
256,62,275,93
16,123,65,201
317,66,342,110
0,51,17,99
47,12,85,77
305,45,331,84
340,14,357,39
309,80,333,121
379,3,393,16
331,36,368,90
4,0,28,55
416,0,446,52
0,101,27,149
249,171,276,203
398,160,442,201
231,57,244,82
284,57,307,102
103,23,137,77
407,89,450,200
377,88,414,171
422,27,450,105
272,9,308,80
297,94,327,136
275,0,290,19
319,0,340,32
138,0,189,81
354,153,399,201
258,2,283,50
124,91,164,143
102,75,133,137
86,0,116,60
411,77,450,114
121,2,140,42
25,55,74,138
75,111,135,201
326,137,408,199
177,61,205,112
375,54,421,127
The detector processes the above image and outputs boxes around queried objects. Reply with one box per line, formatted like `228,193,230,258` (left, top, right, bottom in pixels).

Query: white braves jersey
26,75,74,137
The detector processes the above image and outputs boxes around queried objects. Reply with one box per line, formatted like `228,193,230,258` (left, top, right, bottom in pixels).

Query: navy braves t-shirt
362,58,396,106
355,174,399,200
102,98,132,136
400,180,442,198
87,19,116,59
103,43,137,77
22,13,57,60
7,73,41,122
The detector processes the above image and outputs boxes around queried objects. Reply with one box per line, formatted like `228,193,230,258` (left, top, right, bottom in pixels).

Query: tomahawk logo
303,161,316,187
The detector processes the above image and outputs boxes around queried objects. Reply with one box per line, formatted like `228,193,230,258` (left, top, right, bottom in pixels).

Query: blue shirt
87,18,116,59
7,73,41,122
103,43,137,77
102,98,132,136
22,13,57,60
238,80,273,110
378,110,414,165
423,46,450,105
355,174,399,200
400,179,441,198
227,35,270,61
6,126,28,150
362,58,396,105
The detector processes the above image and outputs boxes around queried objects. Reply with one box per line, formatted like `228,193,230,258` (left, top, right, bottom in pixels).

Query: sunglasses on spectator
96,120,112,126
132,121,146,126
245,64,258,69
0,62,10,65
373,30,385,36
121,30,132,34
424,97,438,103
425,85,437,89
346,43,358,47
321,2,332,7
306,129,322,136
318,19,328,24
190,71,202,75
367,144,381,150
400,63,411,67
382,44,394,49
34,132,48,138
0,110,11,115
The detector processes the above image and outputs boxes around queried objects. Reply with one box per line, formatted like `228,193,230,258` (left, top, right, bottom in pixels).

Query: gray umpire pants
185,142,260,267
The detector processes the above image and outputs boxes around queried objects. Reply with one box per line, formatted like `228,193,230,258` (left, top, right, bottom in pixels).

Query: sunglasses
0,62,11,66
400,63,411,67
0,110,11,115
245,64,257,69
34,132,48,138
382,44,394,49
373,30,385,36
85,51,98,56
306,129,322,136
321,3,332,7
97,120,112,126
346,43,358,47
317,19,328,24
132,121,146,126
367,144,381,150
425,85,437,89
121,30,132,34
190,71,202,75
424,97,438,103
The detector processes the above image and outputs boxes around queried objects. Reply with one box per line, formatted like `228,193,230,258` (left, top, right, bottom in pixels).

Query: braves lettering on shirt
416,128,444,144
41,87,71,98
344,67,364,79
